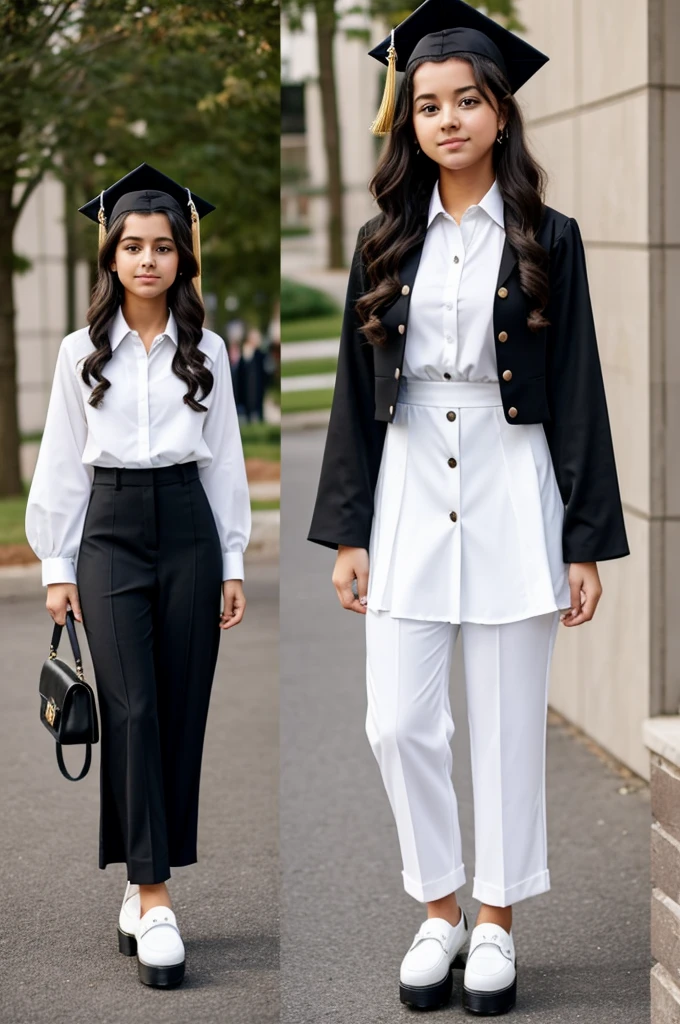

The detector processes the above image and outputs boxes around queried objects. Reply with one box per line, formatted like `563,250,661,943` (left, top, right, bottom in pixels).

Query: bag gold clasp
45,698,58,727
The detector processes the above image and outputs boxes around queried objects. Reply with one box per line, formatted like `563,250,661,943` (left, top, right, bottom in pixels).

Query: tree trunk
0,186,23,497
315,1,345,269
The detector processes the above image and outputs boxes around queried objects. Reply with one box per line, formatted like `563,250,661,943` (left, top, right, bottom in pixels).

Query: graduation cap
368,0,549,135
79,163,215,297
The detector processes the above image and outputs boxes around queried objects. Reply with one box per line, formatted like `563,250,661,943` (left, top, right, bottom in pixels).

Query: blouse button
508,407,518,418
448,458,457,469
449,511,458,522
445,302,453,310
398,324,405,334
498,331,508,342
453,256,460,264
443,373,451,380
401,284,410,296
446,411,456,422
502,370,512,381
498,287,508,298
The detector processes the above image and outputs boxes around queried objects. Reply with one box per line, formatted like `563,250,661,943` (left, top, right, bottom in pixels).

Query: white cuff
222,551,244,582
42,557,77,586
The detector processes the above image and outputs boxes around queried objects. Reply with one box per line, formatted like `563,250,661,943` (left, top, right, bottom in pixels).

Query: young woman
308,1,629,1016
25,163,251,989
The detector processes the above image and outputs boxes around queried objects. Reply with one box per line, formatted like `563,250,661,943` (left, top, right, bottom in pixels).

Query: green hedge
281,278,339,321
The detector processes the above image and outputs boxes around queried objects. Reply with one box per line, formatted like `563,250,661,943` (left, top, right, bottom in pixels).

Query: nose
140,248,156,267
441,105,460,130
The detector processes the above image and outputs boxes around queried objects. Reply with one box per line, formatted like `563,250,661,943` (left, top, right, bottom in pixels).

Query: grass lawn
281,314,343,343
281,357,337,378
250,499,280,512
281,388,334,415
0,489,30,545
239,421,280,461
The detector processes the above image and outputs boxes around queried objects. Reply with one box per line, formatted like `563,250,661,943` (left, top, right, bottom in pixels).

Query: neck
121,293,169,334
438,158,496,222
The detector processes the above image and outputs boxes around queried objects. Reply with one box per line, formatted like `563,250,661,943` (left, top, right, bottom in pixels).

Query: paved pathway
280,428,653,1024
0,558,278,1024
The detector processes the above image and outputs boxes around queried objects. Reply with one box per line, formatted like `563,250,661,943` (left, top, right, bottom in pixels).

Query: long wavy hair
357,52,550,346
81,207,213,410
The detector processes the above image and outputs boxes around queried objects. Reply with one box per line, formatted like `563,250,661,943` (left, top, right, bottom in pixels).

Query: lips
440,138,468,147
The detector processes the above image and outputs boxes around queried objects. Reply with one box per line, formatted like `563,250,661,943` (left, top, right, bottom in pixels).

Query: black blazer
308,203,630,565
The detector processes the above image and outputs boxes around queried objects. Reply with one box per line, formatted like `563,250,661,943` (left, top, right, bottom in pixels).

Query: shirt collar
108,307,178,351
427,177,505,230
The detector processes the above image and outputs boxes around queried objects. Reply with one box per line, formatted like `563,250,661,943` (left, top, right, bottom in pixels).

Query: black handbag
39,609,99,781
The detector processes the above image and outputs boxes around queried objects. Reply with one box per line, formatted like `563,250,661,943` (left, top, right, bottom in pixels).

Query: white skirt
367,379,571,624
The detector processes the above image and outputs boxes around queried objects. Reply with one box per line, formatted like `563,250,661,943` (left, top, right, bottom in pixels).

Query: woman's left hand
561,562,602,627
220,579,246,630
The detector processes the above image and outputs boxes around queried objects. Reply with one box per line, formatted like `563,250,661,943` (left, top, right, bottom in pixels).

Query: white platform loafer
134,906,185,988
462,923,516,1015
117,882,141,956
399,911,469,1010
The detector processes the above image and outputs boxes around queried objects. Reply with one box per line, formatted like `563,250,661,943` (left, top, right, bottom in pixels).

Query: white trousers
365,609,560,907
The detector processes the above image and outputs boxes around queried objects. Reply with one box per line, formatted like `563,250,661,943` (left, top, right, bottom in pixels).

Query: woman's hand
46,583,82,626
561,562,602,626
220,579,246,630
332,545,369,615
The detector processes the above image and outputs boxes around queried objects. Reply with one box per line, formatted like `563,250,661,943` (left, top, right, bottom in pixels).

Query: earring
496,125,509,145
414,141,421,156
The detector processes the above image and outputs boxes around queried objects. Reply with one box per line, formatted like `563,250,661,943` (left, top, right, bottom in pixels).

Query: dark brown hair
81,207,213,410
357,52,550,346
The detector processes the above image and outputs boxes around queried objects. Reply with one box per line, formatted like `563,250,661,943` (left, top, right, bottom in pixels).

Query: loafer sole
462,975,517,1016
117,926,137,957
400,951,468,1010
137,958,185,988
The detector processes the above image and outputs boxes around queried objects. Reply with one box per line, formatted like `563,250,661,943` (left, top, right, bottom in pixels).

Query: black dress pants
76,462,223,884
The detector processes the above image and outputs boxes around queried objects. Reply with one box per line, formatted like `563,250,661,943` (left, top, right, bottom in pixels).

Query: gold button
502,370,512,382
446,410,456,422
398,324,405,334
401,285,410,296
449,511,458,522
394,367,400,380
498,331,508,342
508,406,518,418
498,287,508,298
389,405,394,416
448,457,457,469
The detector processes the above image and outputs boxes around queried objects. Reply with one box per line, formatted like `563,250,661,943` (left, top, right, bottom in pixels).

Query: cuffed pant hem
403,864,467,903
472,868,550,908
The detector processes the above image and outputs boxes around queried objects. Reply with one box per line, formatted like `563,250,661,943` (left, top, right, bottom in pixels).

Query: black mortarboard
79,163,215,296
368,0,549,134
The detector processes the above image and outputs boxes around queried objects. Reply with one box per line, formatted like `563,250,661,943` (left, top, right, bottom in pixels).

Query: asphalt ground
280,428,653,1024
0,557,278,1024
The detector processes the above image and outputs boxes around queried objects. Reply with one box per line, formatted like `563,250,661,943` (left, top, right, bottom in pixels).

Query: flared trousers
76,462,223,884
365,609,560,907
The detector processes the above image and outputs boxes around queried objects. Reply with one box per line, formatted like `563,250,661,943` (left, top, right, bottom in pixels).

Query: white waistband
397,378,503,408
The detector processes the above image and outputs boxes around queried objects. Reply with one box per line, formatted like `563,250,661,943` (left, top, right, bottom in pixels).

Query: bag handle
56,742,92,782
49,609,85,682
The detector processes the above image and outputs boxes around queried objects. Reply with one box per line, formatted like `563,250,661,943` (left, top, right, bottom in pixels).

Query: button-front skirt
367,379,571,624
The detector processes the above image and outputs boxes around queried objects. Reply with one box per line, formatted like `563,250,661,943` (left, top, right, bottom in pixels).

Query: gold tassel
97,191,107,251
187,190,202,300
370,29,397,136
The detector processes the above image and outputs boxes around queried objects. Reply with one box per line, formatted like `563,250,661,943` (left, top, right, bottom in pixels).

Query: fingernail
360,596,367,606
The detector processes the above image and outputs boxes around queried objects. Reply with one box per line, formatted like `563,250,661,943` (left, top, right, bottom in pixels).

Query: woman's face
412,57,504,173
110,212,180,300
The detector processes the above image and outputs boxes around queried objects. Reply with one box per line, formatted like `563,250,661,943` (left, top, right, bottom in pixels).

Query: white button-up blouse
403,177,505,382
25,307,251,586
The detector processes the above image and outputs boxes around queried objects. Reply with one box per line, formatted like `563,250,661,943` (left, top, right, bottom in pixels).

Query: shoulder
198,328,228,367
538,204,582,251
58,325,95,365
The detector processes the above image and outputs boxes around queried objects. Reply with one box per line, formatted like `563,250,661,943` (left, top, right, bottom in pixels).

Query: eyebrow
120,235,175,244
414,85,480,103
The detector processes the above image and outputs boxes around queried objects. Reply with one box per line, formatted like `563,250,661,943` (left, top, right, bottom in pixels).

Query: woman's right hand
46,583,82,625
332,545,369,615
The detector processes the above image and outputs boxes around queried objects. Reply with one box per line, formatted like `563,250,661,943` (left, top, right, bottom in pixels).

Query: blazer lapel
497,207,517,288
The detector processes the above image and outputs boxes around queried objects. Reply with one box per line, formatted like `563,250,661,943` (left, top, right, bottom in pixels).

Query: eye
157,246,172,253
125,245,140,252
421,104,438,114
460,97,478,107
